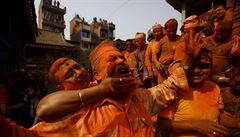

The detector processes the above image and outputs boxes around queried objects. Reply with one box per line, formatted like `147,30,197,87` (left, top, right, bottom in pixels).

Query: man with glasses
157,48,240,137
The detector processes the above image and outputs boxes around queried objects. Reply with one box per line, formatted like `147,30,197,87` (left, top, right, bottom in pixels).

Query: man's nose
116,57,125,64
193,67,201,73
74,68,84,76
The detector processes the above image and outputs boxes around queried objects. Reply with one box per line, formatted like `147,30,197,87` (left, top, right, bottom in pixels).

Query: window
83,43,89,48
82,30,90,38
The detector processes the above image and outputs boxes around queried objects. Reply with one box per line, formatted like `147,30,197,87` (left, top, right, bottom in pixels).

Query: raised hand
185,30,202,58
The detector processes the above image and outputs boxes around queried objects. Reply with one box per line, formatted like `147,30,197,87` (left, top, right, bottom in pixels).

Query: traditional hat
152,23,162,30
183,15,200,29
135,32,146,39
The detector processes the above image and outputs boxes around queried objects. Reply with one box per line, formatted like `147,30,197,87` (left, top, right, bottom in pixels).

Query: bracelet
78,92,84,106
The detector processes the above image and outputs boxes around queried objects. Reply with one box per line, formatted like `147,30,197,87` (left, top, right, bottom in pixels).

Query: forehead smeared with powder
48,57,69,83
89,39,118,72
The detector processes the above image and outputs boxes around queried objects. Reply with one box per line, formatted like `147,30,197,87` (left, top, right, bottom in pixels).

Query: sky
34,0,182,40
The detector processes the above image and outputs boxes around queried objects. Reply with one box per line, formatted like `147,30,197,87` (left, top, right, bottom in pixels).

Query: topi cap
135,32,146,39
152,23,162,30
183,15,200,29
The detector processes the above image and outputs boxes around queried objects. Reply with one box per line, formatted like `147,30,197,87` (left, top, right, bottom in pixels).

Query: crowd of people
1,3,240,137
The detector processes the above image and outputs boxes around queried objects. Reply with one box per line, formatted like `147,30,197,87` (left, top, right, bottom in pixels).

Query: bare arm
36,77,137,122
149,67,189,114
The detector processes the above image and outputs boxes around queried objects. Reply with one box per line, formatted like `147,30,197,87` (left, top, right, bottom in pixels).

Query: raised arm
149,67,188,114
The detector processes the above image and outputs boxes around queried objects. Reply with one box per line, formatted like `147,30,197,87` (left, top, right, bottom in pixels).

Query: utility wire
106,0,131,19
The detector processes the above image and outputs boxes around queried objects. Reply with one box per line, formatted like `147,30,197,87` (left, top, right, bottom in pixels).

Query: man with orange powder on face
0,57,135,137
152,18,182,84
28,39,189,137
157,48,240,137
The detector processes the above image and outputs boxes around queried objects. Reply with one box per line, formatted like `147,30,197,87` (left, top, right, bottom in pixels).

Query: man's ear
57,84,64,90
93,71,101,81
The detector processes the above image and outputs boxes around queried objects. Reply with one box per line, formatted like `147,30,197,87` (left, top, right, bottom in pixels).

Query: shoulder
204,81,221,93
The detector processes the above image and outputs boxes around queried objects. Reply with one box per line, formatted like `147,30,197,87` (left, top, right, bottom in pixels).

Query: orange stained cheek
54,70,66,82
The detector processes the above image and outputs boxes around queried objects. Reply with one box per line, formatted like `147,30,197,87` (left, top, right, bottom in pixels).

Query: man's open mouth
117,65,130,76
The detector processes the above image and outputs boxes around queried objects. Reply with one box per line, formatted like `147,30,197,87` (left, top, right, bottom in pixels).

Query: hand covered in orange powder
99,77,137,96
185,30,202,58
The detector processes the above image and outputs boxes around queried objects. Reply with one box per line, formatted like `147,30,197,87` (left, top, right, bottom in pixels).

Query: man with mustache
0,57,133,137
28,39,188,137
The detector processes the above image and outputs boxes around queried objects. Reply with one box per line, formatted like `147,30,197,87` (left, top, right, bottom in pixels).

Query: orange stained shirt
30,84,179,137
159,81,223,137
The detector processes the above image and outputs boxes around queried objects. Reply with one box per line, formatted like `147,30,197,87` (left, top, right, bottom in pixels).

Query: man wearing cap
132,32,148,87
145,23,164,87
174,15,203,68
152,18,182,84
122,39,136,71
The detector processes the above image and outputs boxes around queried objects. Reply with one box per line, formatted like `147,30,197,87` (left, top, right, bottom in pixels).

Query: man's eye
65,70,74,79
109,57,117,61
120,56,126,61
74,64,82,70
